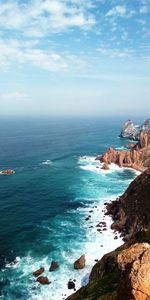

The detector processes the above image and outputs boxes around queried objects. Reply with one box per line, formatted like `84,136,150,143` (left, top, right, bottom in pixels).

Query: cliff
120,118,150,141
98,130,150,171
106,168,150,241
120,120,138,140
67,170,150,300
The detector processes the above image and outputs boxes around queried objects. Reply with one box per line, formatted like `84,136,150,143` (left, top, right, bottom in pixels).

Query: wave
4,200,122,300
41,160,52,165
5,256,21,268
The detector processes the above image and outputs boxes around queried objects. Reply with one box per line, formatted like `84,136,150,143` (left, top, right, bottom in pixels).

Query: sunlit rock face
120,120,138,140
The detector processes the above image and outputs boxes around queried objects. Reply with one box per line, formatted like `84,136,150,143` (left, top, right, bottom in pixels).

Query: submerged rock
49,261,59,272
36,276,50,285
74,255,86,270
101,163,109,170
33,267,45,277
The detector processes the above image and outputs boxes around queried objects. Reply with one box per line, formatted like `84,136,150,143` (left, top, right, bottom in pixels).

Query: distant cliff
120,120,138,140
120,118,150,141
67,170,150,300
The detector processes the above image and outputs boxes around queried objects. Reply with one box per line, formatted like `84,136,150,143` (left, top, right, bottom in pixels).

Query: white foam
78,156,99,164
41,160,52,165
5,256,21,268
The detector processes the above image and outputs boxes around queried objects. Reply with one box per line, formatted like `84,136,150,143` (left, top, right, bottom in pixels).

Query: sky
0,0,150,116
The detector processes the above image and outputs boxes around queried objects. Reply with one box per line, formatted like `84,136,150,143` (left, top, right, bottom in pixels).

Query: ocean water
0,116,141,300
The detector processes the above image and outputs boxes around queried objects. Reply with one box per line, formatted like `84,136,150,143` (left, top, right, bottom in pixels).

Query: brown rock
49,261,59,272
33,267,44,277
74,255,86,270
37,276,50,285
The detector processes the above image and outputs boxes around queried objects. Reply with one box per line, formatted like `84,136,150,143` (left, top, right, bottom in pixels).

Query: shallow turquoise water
0,116,141,299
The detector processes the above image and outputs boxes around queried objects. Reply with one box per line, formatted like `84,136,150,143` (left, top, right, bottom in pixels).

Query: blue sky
0,0,150,116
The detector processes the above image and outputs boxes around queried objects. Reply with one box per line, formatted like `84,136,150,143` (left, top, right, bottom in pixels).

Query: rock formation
97,130,150,171
36,276,50,285
67,168,150,300
120,118,150,141
74,255,86,270
49,261,59,272
120,120,138,140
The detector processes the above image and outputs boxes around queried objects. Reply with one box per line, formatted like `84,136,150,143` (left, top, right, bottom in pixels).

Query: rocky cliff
98,130,150,171
106,168,150,241
120,120,138,140
120,118,150,141
67,169,150,300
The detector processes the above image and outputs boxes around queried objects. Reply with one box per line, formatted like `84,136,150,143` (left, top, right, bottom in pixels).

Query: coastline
67,168,150,300
64,160,140,299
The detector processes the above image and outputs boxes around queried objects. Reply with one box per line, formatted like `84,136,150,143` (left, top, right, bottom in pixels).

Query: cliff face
67,240,150,300
67,169,150,300
107,168,150,241
99,130,150,171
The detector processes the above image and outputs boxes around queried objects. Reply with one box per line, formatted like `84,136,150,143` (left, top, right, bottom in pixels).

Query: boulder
33,267,44,277
36,276,50,285
49,261,59,272
68,280,75,290
74,255,86,270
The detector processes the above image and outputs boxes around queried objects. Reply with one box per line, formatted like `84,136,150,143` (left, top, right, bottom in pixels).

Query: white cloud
0,0,95,37
97,46,134,58
106,5,126,17
0,38,86,73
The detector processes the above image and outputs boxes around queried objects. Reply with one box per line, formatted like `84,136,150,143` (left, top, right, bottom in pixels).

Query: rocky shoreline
67,121,150,300
67,169,150,300
96,130,150,172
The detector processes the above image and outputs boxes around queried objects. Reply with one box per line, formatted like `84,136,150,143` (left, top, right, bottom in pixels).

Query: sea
0,116,142,300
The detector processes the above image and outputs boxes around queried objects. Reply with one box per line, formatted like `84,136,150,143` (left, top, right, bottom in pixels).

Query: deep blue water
0,116,142,299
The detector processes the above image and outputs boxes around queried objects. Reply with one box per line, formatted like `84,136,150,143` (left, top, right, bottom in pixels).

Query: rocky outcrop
74,255,86,270
106,168,150,241
33,267,45,277
36,276,50,285
98,130,150,171
120,119,150,141
49,261,59,272
120,120,138,140
101,163,109,170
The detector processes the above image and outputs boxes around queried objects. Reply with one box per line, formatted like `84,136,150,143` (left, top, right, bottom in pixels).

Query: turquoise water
0,117,141,299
